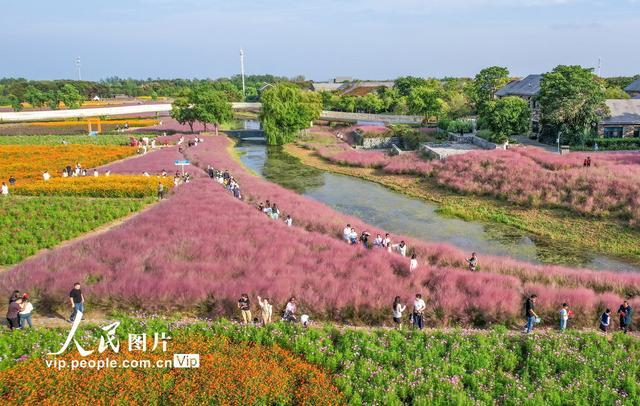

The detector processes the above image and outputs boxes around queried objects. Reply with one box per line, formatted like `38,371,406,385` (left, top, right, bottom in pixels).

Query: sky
1,0,639,81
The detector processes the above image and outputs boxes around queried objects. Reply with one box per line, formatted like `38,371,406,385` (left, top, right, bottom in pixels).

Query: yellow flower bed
0,145,136,182
13,175,173,198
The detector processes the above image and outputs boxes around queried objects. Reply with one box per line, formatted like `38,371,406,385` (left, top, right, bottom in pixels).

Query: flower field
3,135,640,328
0,318,638,404
0,196,149,265
301,132,640,227
0,331,342,405
0,119,159,135
0,144,136,182
98,145,195,176
12,175,173,198
0,134,140,146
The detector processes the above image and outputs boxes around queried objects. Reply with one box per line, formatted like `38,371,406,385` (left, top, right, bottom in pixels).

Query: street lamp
75,57,82,81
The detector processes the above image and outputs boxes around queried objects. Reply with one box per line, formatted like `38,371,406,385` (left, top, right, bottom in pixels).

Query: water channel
234,140,640,273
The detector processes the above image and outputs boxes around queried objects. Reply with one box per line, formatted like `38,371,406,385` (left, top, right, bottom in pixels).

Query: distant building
258,83,273,93
496,74,542,134
310,82,344,92
624,79,640,98
340,81,395,96
333,77,353,83
598,99,640,138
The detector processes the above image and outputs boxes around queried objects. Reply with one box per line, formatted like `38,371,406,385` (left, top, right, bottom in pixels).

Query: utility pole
75,56,82,81
239,49,246,100
597,57,602,77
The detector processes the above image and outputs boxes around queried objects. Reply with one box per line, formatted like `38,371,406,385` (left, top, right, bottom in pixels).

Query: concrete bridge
0,102,423,125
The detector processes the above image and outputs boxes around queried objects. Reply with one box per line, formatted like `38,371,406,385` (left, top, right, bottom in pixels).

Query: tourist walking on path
257,296,273,325
1,182,8,196
284,215,293,227
19,294,33,328
9,290,20,303
237,294,251,325
524,294,539,333
383,233,392,253
409,253,418,272
618,301,633,333
373,234,383,248
600,309,611,333
412,293,426,330
6,298,22,330
157,182,164,200
69,283,85,323
467,252,478,272
392,296,406,328
559,303,570,331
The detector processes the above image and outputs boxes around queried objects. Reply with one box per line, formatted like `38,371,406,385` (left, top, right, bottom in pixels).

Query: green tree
604,87,630,99
337,96,357,113
58,84,84,109
407,85,449,119
192,88,233,135
8,94,23,112
471,66,510,114
394,76,427,97
170,95,198,133
24,86,49,108
356,92,384,113
485,96,531,140
260,83,322,145
538,65,607,145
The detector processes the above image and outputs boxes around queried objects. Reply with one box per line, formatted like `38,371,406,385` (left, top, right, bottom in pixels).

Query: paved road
512,135,559,153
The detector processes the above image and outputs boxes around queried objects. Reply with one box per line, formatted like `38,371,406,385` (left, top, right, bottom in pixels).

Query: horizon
1,1,639,81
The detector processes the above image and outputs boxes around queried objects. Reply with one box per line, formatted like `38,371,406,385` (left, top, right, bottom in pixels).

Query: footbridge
0,102,423,125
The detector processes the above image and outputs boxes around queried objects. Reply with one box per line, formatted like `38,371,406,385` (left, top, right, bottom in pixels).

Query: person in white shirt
257,296,273,325
1,182,9,196
394,241,407,257
283,297,297,322
300,314,310,328
373,234,383,248
151,139,156,149
19,294,34,328
42,171,51,181
410,253,418,272
412,293,426,330
349,228,358,245
143,171,150,177
93,169,99,177
559,303,569,331
284,215,293,227
105,170,111,177
392,296,406,328
342,224,352,242
383,233,392,253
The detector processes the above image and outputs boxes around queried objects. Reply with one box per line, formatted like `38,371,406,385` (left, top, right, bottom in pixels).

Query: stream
235,141,640,272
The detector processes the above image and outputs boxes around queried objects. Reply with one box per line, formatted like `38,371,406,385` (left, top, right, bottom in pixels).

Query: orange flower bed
0,336,344,405
13,175,173,198
0,145,136,182
29,119,159,127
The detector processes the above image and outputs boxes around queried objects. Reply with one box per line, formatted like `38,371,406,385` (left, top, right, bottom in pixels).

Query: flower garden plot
0,145,136,183
0,119,159,136
0,334,343,405
0,134,140,146
0,196,149,266
12,175,173,198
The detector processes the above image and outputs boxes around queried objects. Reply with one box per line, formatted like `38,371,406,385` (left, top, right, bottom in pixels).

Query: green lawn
0,196,150,265
0,134,141,145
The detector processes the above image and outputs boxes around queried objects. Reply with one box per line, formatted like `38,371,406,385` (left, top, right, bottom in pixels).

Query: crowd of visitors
236,294,306,327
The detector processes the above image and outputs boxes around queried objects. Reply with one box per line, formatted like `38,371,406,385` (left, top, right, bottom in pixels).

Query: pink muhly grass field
427,147,640,225
4,135,640,327
382,152,434,176
98,145,192,176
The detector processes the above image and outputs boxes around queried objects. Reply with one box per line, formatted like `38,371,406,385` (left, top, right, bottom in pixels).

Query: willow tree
260,83,322,145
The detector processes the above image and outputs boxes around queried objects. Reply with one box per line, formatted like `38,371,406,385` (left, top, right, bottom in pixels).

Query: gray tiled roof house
496,74,542,97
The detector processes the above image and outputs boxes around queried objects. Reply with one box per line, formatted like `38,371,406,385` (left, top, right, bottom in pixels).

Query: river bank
283,139,640,268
